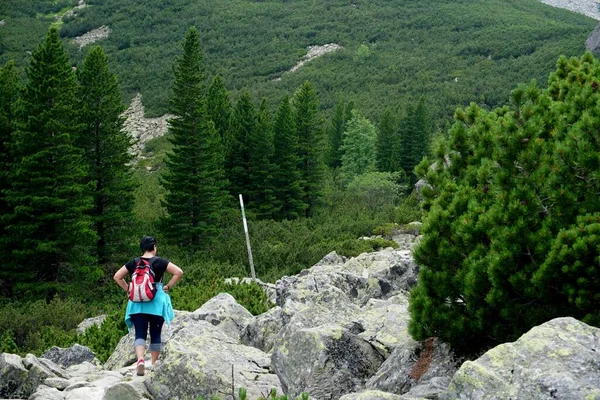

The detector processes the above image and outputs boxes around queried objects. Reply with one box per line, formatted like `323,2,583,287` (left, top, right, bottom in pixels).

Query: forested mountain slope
1,0,595,124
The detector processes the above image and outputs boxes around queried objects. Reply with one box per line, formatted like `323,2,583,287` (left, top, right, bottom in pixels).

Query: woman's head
140,236,157,252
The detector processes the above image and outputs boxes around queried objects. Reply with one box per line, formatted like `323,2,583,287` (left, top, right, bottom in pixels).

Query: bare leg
151,351,160,364
135,345,146,361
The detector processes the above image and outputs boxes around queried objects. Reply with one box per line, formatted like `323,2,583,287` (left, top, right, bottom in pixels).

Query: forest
0,0,599,363
1,0,595,122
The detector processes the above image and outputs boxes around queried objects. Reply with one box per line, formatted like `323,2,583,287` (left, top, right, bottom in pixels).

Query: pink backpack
128,257,157,302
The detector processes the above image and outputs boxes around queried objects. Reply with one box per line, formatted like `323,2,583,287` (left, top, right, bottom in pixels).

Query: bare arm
163,262,183,292
113,266,129,292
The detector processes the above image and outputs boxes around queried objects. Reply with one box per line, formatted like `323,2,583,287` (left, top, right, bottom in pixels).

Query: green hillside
1,0,595,122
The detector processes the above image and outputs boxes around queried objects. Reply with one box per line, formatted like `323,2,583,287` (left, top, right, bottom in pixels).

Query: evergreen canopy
409,52,600,355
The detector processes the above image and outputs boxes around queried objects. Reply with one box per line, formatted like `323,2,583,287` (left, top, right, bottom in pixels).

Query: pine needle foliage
293,81,326,217
3,28,97,297
161,27,228,250
77,46,135,265
272,95,305,220
409,52,600,355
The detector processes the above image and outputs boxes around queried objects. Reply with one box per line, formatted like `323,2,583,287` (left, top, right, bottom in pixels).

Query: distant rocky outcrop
73,25,111,49
122,93,172,159
539,0,600,20
274,44,343,81
586,22,600,52
3,225,599,399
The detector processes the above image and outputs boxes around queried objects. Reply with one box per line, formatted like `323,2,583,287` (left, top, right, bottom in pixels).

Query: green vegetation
2,0,594,124
409,52,600,356
160,27,228,249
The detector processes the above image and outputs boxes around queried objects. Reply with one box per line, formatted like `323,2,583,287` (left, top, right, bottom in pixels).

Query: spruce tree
226,89,255,200
161,27,227,249
207,74,232,148
0,61,20,295
293,81,326,217
247,99,277,218
398,97,431,185
376,107,397,172
272,95,305,220
4,28,97,296
327,102,345,169
77,46,134,265
340,109,378,185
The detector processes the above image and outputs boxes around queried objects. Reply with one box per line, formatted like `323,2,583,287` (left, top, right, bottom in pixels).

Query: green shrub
78,309,128,363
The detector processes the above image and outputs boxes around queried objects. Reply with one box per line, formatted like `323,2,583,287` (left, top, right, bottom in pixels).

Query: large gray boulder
43,344,99,368
145,319,281,400
367,337,459,396
276,248,419,308
76,315,107,334
0,353,29,398
192,292,254,341
339,390,404,400
443,317,600,400
272,323,385,400
241,306,284,353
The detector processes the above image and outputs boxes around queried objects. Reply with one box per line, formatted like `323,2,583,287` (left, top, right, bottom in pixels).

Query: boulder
276,248,419,307
43,344,99,368
356,295,415,357
272,324,385,400
339,389,404,400
241,306,284,353
443,317,600,400
191,292,254,340
367,337,458,396
77,315,107,334
146,319,281,400
0,353,28,398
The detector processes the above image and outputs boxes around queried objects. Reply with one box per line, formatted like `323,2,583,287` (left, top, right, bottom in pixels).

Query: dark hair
140,236,157,252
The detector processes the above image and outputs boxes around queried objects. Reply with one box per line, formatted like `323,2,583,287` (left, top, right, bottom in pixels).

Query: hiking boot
136,359,145,376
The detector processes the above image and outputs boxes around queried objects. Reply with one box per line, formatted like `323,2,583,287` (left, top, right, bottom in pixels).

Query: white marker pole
239,194,256,281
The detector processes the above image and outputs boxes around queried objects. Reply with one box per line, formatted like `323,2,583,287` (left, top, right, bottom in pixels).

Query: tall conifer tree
272,95,305,220
77,46,134,265
161,27,227,249
293,81,325,217
376,107,397,172
0,61,20,295
207,74,231,149
247,99,277,218
227,89,255,199
4,28,97,296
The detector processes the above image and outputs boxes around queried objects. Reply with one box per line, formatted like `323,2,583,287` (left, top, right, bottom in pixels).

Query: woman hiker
113,236,184,376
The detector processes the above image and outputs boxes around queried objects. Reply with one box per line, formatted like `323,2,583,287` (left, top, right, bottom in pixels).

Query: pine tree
161,27,227,249
227,89,255,200
327,102,345,169
293,81,326,217
247,99,277,218
376,107,397,172
398,97,431,185
409,53,600,355
0,61,20,295
3,28,97,296
77,46,135,265
340,109,378,185
272,95,305,220
207,74,231,148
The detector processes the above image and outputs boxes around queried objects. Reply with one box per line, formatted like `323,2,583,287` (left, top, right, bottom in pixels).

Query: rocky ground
1,224,599,399
539,0,600,20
